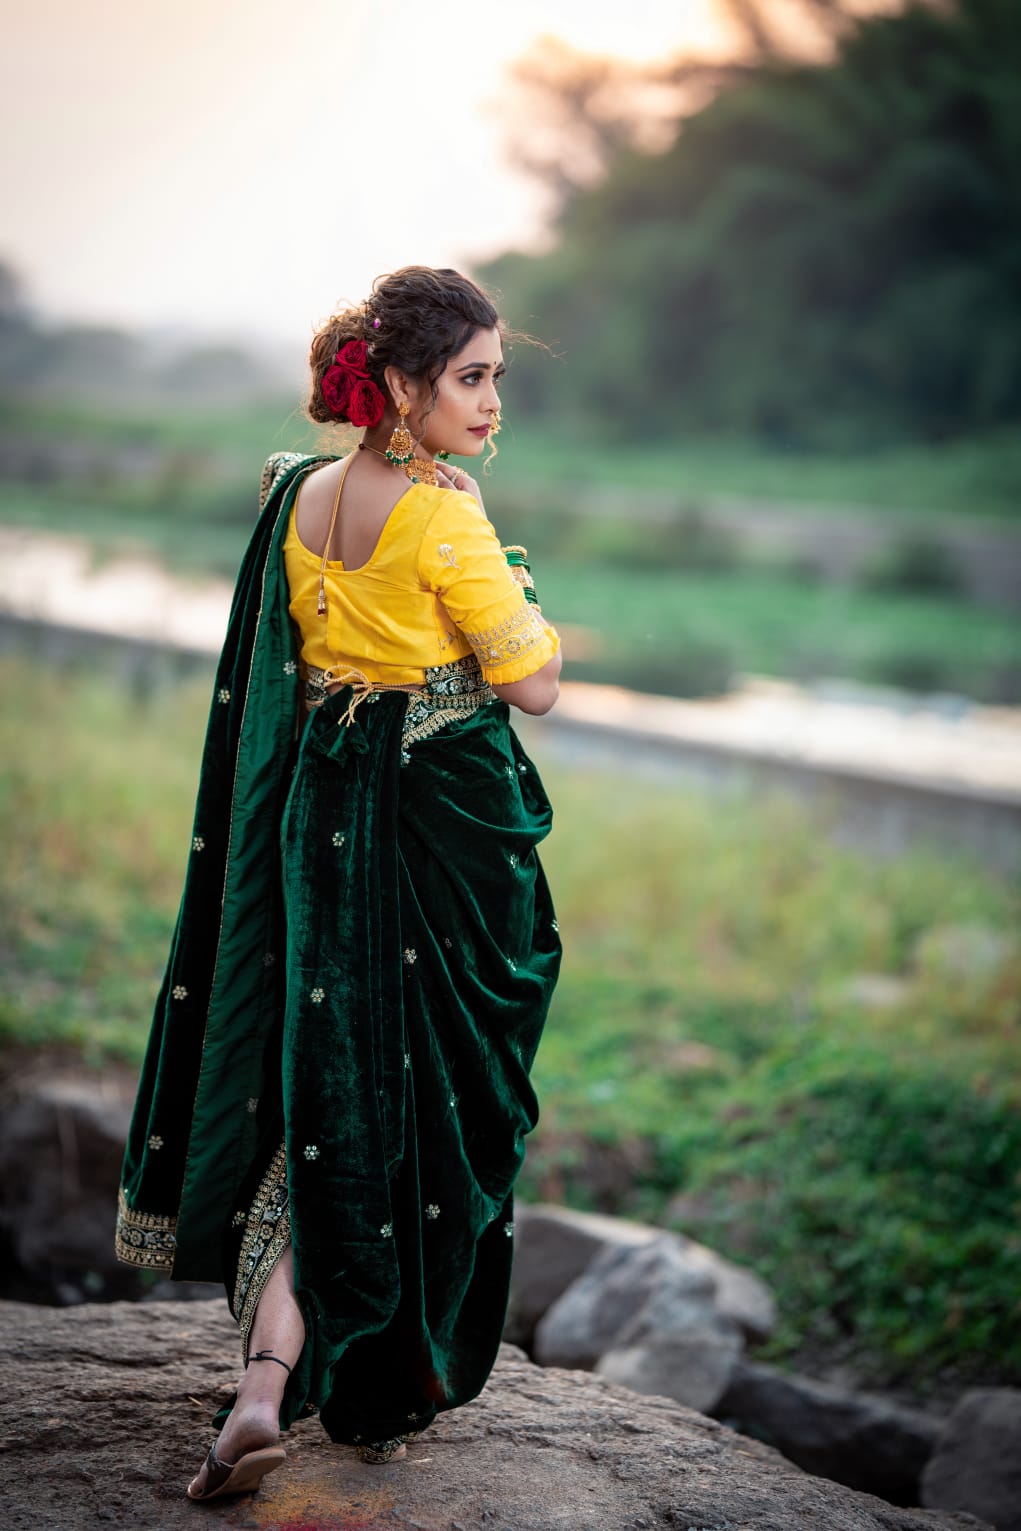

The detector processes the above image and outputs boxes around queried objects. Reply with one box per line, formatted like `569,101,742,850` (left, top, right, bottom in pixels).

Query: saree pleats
221,684,559,1441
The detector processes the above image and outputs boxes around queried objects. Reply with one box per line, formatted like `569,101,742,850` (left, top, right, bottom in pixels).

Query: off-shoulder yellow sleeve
419,490,560,686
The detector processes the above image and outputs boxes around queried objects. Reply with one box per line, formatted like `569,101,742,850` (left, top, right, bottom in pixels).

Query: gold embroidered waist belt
303,654,497,750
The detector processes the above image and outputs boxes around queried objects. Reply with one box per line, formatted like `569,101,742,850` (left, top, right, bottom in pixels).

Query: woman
114,266,563,1499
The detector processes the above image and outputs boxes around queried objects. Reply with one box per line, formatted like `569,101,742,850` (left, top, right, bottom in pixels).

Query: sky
1,0,739,349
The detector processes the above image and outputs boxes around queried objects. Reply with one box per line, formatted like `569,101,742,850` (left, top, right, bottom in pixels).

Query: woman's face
412,326,504,458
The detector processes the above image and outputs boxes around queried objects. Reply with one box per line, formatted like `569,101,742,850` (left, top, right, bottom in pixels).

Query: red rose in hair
336,339,370,376
321,338,384,422
347,377,386,427
321,364,352,416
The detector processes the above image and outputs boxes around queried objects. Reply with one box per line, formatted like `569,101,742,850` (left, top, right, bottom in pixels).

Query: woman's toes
187,1459,214,1498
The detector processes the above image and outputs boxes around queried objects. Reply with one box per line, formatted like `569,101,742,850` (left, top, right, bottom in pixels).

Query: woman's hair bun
307,267,501,427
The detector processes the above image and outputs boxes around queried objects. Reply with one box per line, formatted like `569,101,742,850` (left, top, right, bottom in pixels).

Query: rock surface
716,1359,942,1507
921,1388,1021,1531
0,1298,990,1531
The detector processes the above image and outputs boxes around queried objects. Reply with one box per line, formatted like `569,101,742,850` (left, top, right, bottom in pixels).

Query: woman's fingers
441,463,480,498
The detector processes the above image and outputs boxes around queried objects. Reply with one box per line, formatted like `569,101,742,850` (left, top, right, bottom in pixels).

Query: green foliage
523,760,1021,1386
647,1060,1021,1376
493,420,1021,520
857,533,964,595
537,561,1021,703
10,391,1021,520
0,660,207,1061
483,0,1021,445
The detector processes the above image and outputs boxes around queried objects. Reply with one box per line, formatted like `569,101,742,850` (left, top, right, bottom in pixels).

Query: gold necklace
358,442,439,487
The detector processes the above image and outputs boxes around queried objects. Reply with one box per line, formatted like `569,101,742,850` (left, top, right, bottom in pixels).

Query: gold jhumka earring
385,402,414,467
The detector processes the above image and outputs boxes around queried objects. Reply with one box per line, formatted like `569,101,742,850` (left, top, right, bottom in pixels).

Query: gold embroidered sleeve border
460,604,549,671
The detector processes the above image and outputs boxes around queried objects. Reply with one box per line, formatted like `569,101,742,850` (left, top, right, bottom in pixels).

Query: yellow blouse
283,475,560,688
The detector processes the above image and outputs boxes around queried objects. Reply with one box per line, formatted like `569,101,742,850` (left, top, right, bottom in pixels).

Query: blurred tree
0,261,36,386
483,0,1021,445
154,344,277,399
0,260,289,404
26,323,142,391
0,261,28,321
497,36,751,212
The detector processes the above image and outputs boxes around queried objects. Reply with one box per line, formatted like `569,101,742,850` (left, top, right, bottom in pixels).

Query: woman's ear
383,364,410,411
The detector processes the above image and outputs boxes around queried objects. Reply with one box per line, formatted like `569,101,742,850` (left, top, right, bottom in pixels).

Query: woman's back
294,454,405,572
284,454,559,690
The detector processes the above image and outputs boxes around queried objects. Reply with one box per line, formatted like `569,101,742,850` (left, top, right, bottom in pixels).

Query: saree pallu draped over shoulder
116,452,561,1443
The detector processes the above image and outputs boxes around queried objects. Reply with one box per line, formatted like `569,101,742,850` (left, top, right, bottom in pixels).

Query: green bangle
502,544,539,606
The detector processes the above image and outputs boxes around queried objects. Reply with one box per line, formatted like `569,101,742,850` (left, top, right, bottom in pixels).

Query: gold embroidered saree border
115,1188,178,1270
402,655,495,749
259,451,309,512
235,1142,292,1360
176,459,317,1265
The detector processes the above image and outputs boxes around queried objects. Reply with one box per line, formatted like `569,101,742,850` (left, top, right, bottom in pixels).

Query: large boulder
598,1326,744,1415
0,1060,219,1305
508,1203,659,1343
534,1234,746,1412
717,1358,943,1507
0,1064,134,1282
922,1388,1021,1531
510,1202,775,1348
0,1297,992,1530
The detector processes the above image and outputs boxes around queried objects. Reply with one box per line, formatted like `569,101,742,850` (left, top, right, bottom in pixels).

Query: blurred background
1,0,1019,1476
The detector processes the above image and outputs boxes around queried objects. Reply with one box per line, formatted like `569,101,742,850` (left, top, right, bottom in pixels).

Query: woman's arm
423,478,563,715
492,642,562,715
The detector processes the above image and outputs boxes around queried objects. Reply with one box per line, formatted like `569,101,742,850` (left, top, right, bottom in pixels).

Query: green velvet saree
116,453,561,1444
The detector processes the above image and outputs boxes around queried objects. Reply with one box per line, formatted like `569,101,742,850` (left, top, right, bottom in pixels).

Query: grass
0,654,1018,1390
538,563,1021,702
4,389,1021,519
526,764,1021,1386
0,660,203,1060
0,390,316,465
495,421,1021,521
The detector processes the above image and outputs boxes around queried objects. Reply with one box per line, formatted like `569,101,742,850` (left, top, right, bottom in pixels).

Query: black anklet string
247,1349,293,1375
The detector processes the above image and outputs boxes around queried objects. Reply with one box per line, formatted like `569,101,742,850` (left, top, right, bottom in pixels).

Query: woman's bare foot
188,1248,304,1497
187,1390,281,1497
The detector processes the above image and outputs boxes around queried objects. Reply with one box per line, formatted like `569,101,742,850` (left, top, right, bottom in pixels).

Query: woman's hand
438,461,483,511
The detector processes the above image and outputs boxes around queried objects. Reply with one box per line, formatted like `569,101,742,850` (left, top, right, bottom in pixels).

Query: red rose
347,377,386,428
336,340,370,377
321,339,383,422
321,363,352,416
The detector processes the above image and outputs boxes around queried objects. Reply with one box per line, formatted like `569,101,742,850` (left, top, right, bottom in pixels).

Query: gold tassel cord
317,455,357,616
